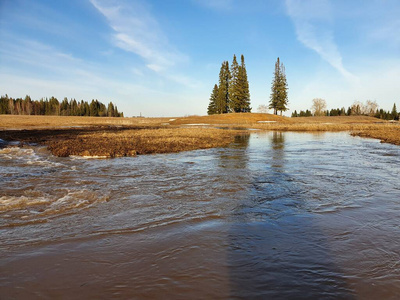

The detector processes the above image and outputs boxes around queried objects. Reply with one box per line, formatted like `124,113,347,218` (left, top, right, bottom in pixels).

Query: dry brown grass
252,122,386,132
1,114,399,157
0,114,382,129
169,113,290,125
0,115,171,129
47,128,240,157
351,124,400,145
288,115,382,124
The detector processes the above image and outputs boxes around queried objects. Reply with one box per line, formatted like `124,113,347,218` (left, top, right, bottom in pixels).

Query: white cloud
90,0,186,73
0,38,83,75
285,0,358,83
89,0,200,90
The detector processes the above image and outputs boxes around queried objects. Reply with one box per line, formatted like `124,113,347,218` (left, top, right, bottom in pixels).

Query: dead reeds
47,128,241,157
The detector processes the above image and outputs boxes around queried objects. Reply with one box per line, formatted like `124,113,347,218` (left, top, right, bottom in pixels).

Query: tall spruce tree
229,55,241,112
207,84,219,115
392,103,398,120
238,54,251,112
229,54,251,113
216,61,231,114
270,57,288,115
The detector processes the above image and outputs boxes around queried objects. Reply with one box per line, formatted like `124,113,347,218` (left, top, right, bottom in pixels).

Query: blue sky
0,0,399,117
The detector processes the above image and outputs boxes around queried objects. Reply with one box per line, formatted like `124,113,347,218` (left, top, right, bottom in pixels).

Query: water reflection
271,131,285,169
228,132,355,298
1,132,400,298
218,134,250,170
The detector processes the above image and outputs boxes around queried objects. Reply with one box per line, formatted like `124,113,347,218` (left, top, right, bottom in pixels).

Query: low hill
169,113,289,125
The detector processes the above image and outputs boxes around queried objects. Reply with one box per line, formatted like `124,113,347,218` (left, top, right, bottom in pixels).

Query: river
1,131,399,299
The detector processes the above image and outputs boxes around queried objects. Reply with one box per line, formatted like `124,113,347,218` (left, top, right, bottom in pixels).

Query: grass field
1,114,399,157
0,115,170,129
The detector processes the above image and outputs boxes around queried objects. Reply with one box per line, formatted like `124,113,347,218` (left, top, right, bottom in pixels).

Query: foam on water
0,189,110,227
70,155,109,159
0,147,35,159
0,146,63,167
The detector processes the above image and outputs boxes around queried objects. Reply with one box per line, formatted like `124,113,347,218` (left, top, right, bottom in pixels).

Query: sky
0,0,399,117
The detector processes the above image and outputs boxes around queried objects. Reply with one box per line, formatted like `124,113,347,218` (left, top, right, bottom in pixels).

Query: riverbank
0,114,399,157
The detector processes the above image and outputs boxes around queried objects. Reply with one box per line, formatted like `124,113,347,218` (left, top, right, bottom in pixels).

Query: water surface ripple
1,132,399,299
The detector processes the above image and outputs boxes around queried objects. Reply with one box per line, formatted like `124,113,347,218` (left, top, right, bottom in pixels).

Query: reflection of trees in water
272,131,284,147
271,131,285,169
227,131,355,299
233,134,250,147
218,134,250,170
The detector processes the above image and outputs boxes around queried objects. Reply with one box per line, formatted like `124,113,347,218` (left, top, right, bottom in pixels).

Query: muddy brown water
1,132,399,299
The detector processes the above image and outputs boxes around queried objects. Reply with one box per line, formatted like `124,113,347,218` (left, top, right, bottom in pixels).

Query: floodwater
0,132,399,299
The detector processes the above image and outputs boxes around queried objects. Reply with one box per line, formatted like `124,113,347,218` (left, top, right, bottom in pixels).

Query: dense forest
0,95,123,117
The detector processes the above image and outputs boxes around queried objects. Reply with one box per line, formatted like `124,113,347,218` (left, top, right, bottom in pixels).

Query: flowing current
1,132,399,299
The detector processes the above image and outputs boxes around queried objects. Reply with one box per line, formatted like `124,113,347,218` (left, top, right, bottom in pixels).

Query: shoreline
0,115,399,157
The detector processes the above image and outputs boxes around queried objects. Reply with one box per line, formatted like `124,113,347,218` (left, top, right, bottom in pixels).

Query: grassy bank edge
1,115,399,157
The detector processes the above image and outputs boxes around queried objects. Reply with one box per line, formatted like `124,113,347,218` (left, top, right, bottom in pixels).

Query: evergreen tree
239,54,251,112
99,102,107,117
60,97,69,116
79,100,85,116
392,103,398,120
84,102,90,116
229,55,241,112
207,84,219,115
71,99,78,116
228,54,251,113
208,54,251,114
216,61,230,114
89,99,98,116
108,102,115,117
269,57,288,115
0,95,9,114
23,95,32,115
0,95,122,117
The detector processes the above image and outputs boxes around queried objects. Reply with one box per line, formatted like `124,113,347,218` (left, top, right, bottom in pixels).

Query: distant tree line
0,95,123,117
292,98,399,121
208,54,251,115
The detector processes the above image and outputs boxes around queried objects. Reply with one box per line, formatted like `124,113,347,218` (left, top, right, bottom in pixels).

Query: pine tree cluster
208,55,251,115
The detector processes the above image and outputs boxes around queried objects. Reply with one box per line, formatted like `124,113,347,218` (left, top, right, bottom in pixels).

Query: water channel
1,131,399,299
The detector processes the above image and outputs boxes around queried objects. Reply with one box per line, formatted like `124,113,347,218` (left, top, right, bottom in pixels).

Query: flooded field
1,132,399,299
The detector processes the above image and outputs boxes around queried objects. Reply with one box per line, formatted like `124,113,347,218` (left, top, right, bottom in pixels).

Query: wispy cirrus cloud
90,0,187,74
285,0,358,82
